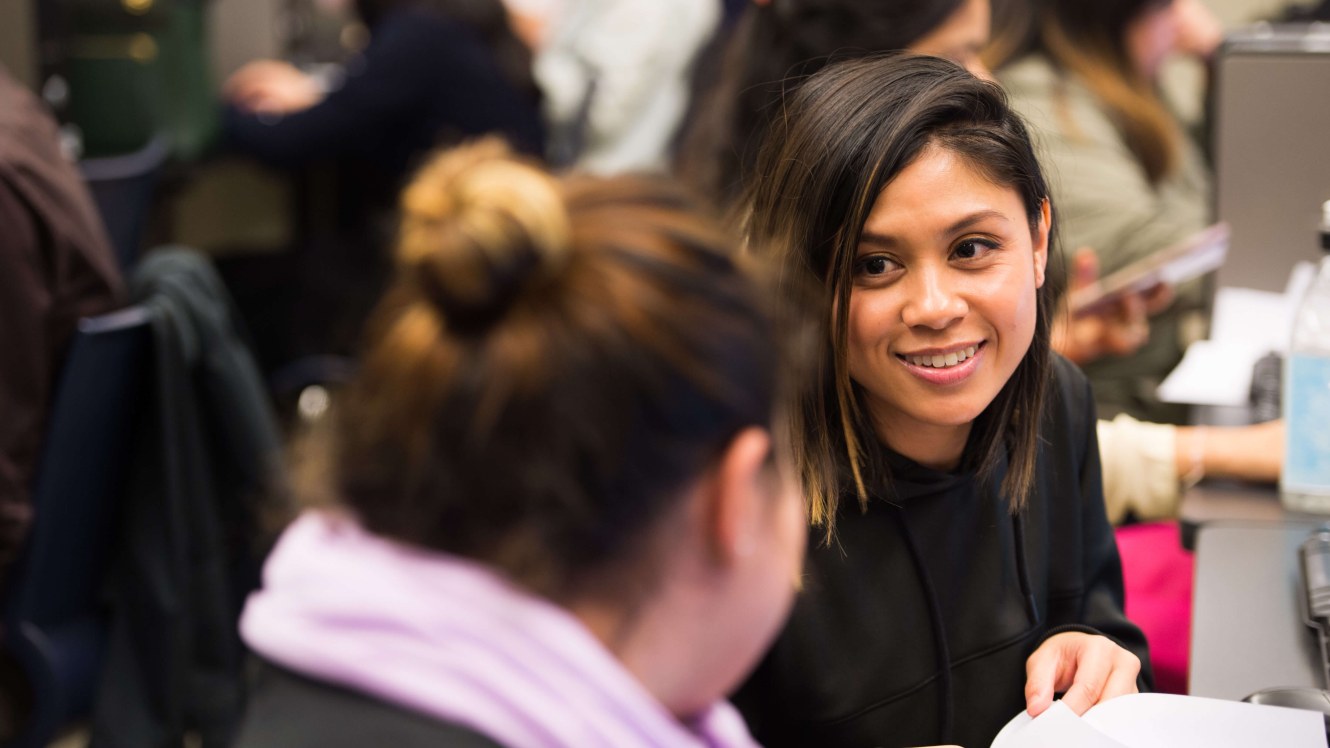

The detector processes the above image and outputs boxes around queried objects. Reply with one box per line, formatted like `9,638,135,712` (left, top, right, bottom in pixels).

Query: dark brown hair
744,54,1055,536
317,138,800,600
676,0,964,208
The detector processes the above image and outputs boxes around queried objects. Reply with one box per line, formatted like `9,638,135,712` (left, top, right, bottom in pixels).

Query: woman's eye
857,255,898,276
953,239,995,261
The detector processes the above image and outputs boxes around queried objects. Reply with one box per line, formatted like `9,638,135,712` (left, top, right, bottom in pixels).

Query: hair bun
398,138,571,334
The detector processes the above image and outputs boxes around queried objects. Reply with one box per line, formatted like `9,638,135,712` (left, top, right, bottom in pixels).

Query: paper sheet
989,694,1327,748
1157,262,1315,406
991,702,1129,748
1156,339,1260,407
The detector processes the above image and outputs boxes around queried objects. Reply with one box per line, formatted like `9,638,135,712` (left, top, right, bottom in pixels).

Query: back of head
744,53,1053,531
677,0,963,206
319,138,792,601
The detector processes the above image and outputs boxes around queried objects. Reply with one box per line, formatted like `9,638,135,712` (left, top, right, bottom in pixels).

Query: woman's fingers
1026,633,1141,717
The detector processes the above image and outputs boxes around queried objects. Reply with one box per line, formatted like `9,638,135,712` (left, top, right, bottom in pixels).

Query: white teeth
906,345,979,368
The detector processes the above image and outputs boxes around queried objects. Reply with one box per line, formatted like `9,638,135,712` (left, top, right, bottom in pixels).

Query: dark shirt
221,10,544,360
733,355,1152,748
223,9,545,229
235,664,505,748
0,66,122,570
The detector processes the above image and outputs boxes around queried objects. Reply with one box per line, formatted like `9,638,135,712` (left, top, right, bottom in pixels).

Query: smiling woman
731,54,1151,748
849,146,1049,469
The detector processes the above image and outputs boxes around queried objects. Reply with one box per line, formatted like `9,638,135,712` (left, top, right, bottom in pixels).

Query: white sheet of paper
990,702,1130,748
988,694,1327,748
1082,693,1326,748
1157,261,1316,406
1157,339,1258,406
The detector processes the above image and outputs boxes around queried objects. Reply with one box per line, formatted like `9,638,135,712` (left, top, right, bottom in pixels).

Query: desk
1179,481,1281,550
1178,480,1328,549
1189,521,1325,699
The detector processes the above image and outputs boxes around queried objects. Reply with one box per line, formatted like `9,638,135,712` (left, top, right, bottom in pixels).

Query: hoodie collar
241,511,759,748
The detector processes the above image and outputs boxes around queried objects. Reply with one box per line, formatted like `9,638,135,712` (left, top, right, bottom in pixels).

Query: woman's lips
896,342,985,386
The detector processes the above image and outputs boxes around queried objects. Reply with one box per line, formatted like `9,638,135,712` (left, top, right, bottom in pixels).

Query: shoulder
1043,354,1095,451
999,56,1121,147
1048,353,1090,400
234,665,507,748
998,55,1058,95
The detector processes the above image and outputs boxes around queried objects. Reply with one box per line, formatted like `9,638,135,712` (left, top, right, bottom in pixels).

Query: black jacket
91,249,284,747
220,9,546,362
733,355,1152,748
235,665,504,748
222,8,545,232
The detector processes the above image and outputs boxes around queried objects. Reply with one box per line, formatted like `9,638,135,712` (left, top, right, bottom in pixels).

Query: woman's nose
900,265,967,330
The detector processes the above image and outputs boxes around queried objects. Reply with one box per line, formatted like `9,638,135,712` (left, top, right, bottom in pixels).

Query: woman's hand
224,60,324,116
1025,632,1140,717
1052,247,1173,365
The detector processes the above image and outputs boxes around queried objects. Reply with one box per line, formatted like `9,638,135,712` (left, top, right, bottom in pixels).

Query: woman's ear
706,428,773,566
1032,198,1051,288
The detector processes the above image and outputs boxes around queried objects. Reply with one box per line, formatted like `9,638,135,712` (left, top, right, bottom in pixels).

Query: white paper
991,702,1130,748
989,693,1326,748
1157,340,1258,407
1157,262,1316,406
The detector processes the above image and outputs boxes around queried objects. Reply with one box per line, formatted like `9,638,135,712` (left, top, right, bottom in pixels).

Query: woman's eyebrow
858,209,1011,251
858,231,897,249
944,210,1009,236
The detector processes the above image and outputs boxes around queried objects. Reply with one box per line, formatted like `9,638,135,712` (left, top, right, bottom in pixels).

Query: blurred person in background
0,63,123,740
990,0,1224,425
677,0,993,209
219,0,544,368
0,65,122,580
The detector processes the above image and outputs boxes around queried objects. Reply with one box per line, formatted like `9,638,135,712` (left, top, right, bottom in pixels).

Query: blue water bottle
1282,200,1330,512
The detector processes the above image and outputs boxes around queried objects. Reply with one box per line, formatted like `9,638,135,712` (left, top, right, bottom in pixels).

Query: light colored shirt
535,0,720,174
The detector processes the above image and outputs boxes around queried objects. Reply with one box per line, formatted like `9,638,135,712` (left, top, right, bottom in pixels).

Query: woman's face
846,145,1048,463
1125,0,1179,79
909,0,994,80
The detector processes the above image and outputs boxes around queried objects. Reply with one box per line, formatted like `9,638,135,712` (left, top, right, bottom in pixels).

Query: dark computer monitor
1213,24,1330,293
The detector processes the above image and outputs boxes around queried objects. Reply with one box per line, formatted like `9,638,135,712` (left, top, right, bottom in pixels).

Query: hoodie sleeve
1044,357,1155,691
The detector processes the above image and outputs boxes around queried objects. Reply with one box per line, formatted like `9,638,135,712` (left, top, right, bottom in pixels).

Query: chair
1,306,152,748
80,136,170,272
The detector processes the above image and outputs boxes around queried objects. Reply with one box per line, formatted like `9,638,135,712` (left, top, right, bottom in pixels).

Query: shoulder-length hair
744,53,1056,537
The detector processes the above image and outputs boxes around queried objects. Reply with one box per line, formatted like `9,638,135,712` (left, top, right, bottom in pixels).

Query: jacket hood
241,511,760,748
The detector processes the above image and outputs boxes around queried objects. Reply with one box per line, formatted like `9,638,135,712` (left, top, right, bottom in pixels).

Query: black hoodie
733,355,1152,748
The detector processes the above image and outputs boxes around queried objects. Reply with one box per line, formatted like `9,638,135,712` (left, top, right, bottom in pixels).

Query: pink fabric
242,511,760,748
1115,521,1194,695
